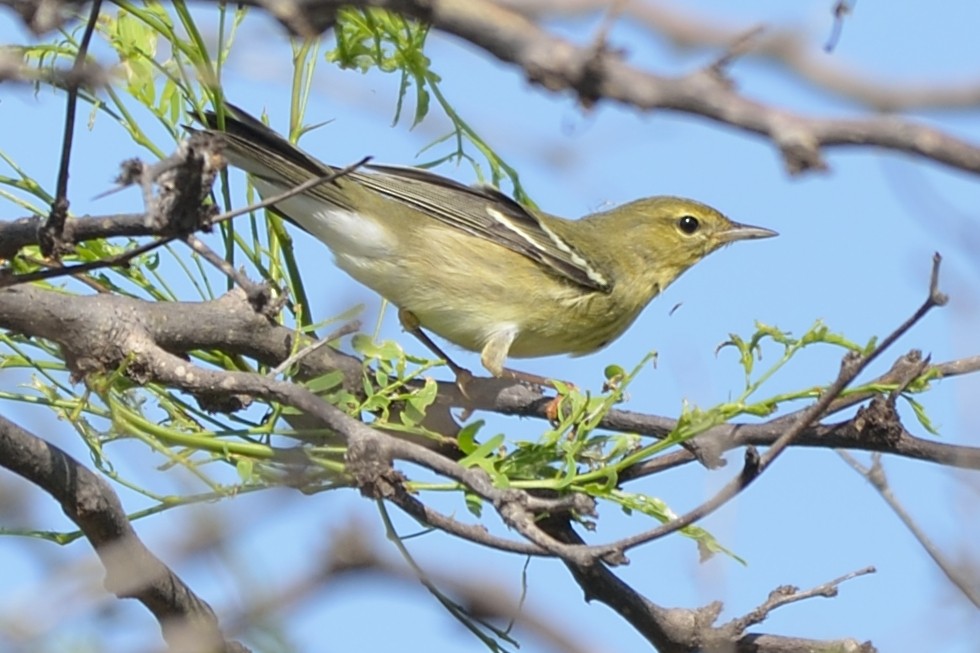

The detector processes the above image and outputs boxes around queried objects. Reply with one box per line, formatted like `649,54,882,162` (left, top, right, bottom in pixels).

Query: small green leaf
463,490,483,518
904,395,941,436
236,458,254,482
305,370,344,394
458,433,505,468
361,393,390,413
456,419,485,454
863,336,879,356
405,377,436,414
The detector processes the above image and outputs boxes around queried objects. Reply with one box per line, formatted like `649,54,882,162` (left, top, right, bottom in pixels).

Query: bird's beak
721,221,779,242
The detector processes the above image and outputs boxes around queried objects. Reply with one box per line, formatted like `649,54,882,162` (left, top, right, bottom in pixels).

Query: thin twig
709,24,766,72
39,0,103,257
839,451,980,609
268,321,362,377
825,0,855,52
726,565,876,631
0,234,177,288
183,234,265,297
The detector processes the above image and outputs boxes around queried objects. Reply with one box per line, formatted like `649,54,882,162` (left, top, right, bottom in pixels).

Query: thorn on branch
825,0,855,52
885,351,930,405
709,24,766,73
929,252,948,307
740,445,761,482
774,125,829,175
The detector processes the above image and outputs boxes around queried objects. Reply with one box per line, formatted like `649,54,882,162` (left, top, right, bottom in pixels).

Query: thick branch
0,414,249,653
234,0,980,176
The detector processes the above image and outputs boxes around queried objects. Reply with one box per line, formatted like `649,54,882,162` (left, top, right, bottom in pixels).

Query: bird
199,105,776,382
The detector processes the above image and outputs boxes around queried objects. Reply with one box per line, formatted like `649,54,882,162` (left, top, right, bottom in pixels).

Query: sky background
1,1,979,652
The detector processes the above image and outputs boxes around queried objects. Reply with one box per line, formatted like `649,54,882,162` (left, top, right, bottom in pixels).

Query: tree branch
231,0,980,177
0,414,250,653
839,451,980,609
502,0,980,112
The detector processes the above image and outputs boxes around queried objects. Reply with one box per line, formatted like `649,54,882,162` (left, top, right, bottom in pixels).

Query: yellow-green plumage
201,107,776,376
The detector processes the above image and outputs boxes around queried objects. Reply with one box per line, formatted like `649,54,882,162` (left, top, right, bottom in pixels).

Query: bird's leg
398,313,567,418
397,307,474,389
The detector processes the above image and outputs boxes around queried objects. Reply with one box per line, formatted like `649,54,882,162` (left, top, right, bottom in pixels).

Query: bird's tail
194,103,336,188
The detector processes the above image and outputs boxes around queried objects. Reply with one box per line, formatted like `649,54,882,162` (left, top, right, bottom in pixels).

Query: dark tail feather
193,103,328,176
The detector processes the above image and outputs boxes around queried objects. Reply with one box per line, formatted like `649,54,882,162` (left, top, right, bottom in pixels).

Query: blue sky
1,1,978,652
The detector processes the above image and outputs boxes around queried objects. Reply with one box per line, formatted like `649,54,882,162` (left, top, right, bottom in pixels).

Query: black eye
677,215,700,235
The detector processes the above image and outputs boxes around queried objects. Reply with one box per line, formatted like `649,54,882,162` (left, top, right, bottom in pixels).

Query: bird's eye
677,215,700,235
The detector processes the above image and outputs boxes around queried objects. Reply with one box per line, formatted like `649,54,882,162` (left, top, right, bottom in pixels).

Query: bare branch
725,566,876,633
0,414,250,653
536,515,877,653
839,451,980,609
502,0,980,112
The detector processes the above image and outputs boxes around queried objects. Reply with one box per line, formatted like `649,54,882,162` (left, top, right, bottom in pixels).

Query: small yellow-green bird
202,106,776,379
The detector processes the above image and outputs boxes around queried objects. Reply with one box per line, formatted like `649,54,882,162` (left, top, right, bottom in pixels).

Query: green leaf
456,419,485,455
404,377,437,417
904,395,941,436
361,393,390,413
603,364,626,382
463,490,483,518
609,490,744,564
717,333,754,377
458,433,505,469
353,335,405,362
236,458,254,482
305,370,345,394
399,379,437,426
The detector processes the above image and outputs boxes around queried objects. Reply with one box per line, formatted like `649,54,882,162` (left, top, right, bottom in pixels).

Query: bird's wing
357,164,610,292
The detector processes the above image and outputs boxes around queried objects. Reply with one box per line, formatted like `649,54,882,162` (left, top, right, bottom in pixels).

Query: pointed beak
721,221,778,243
